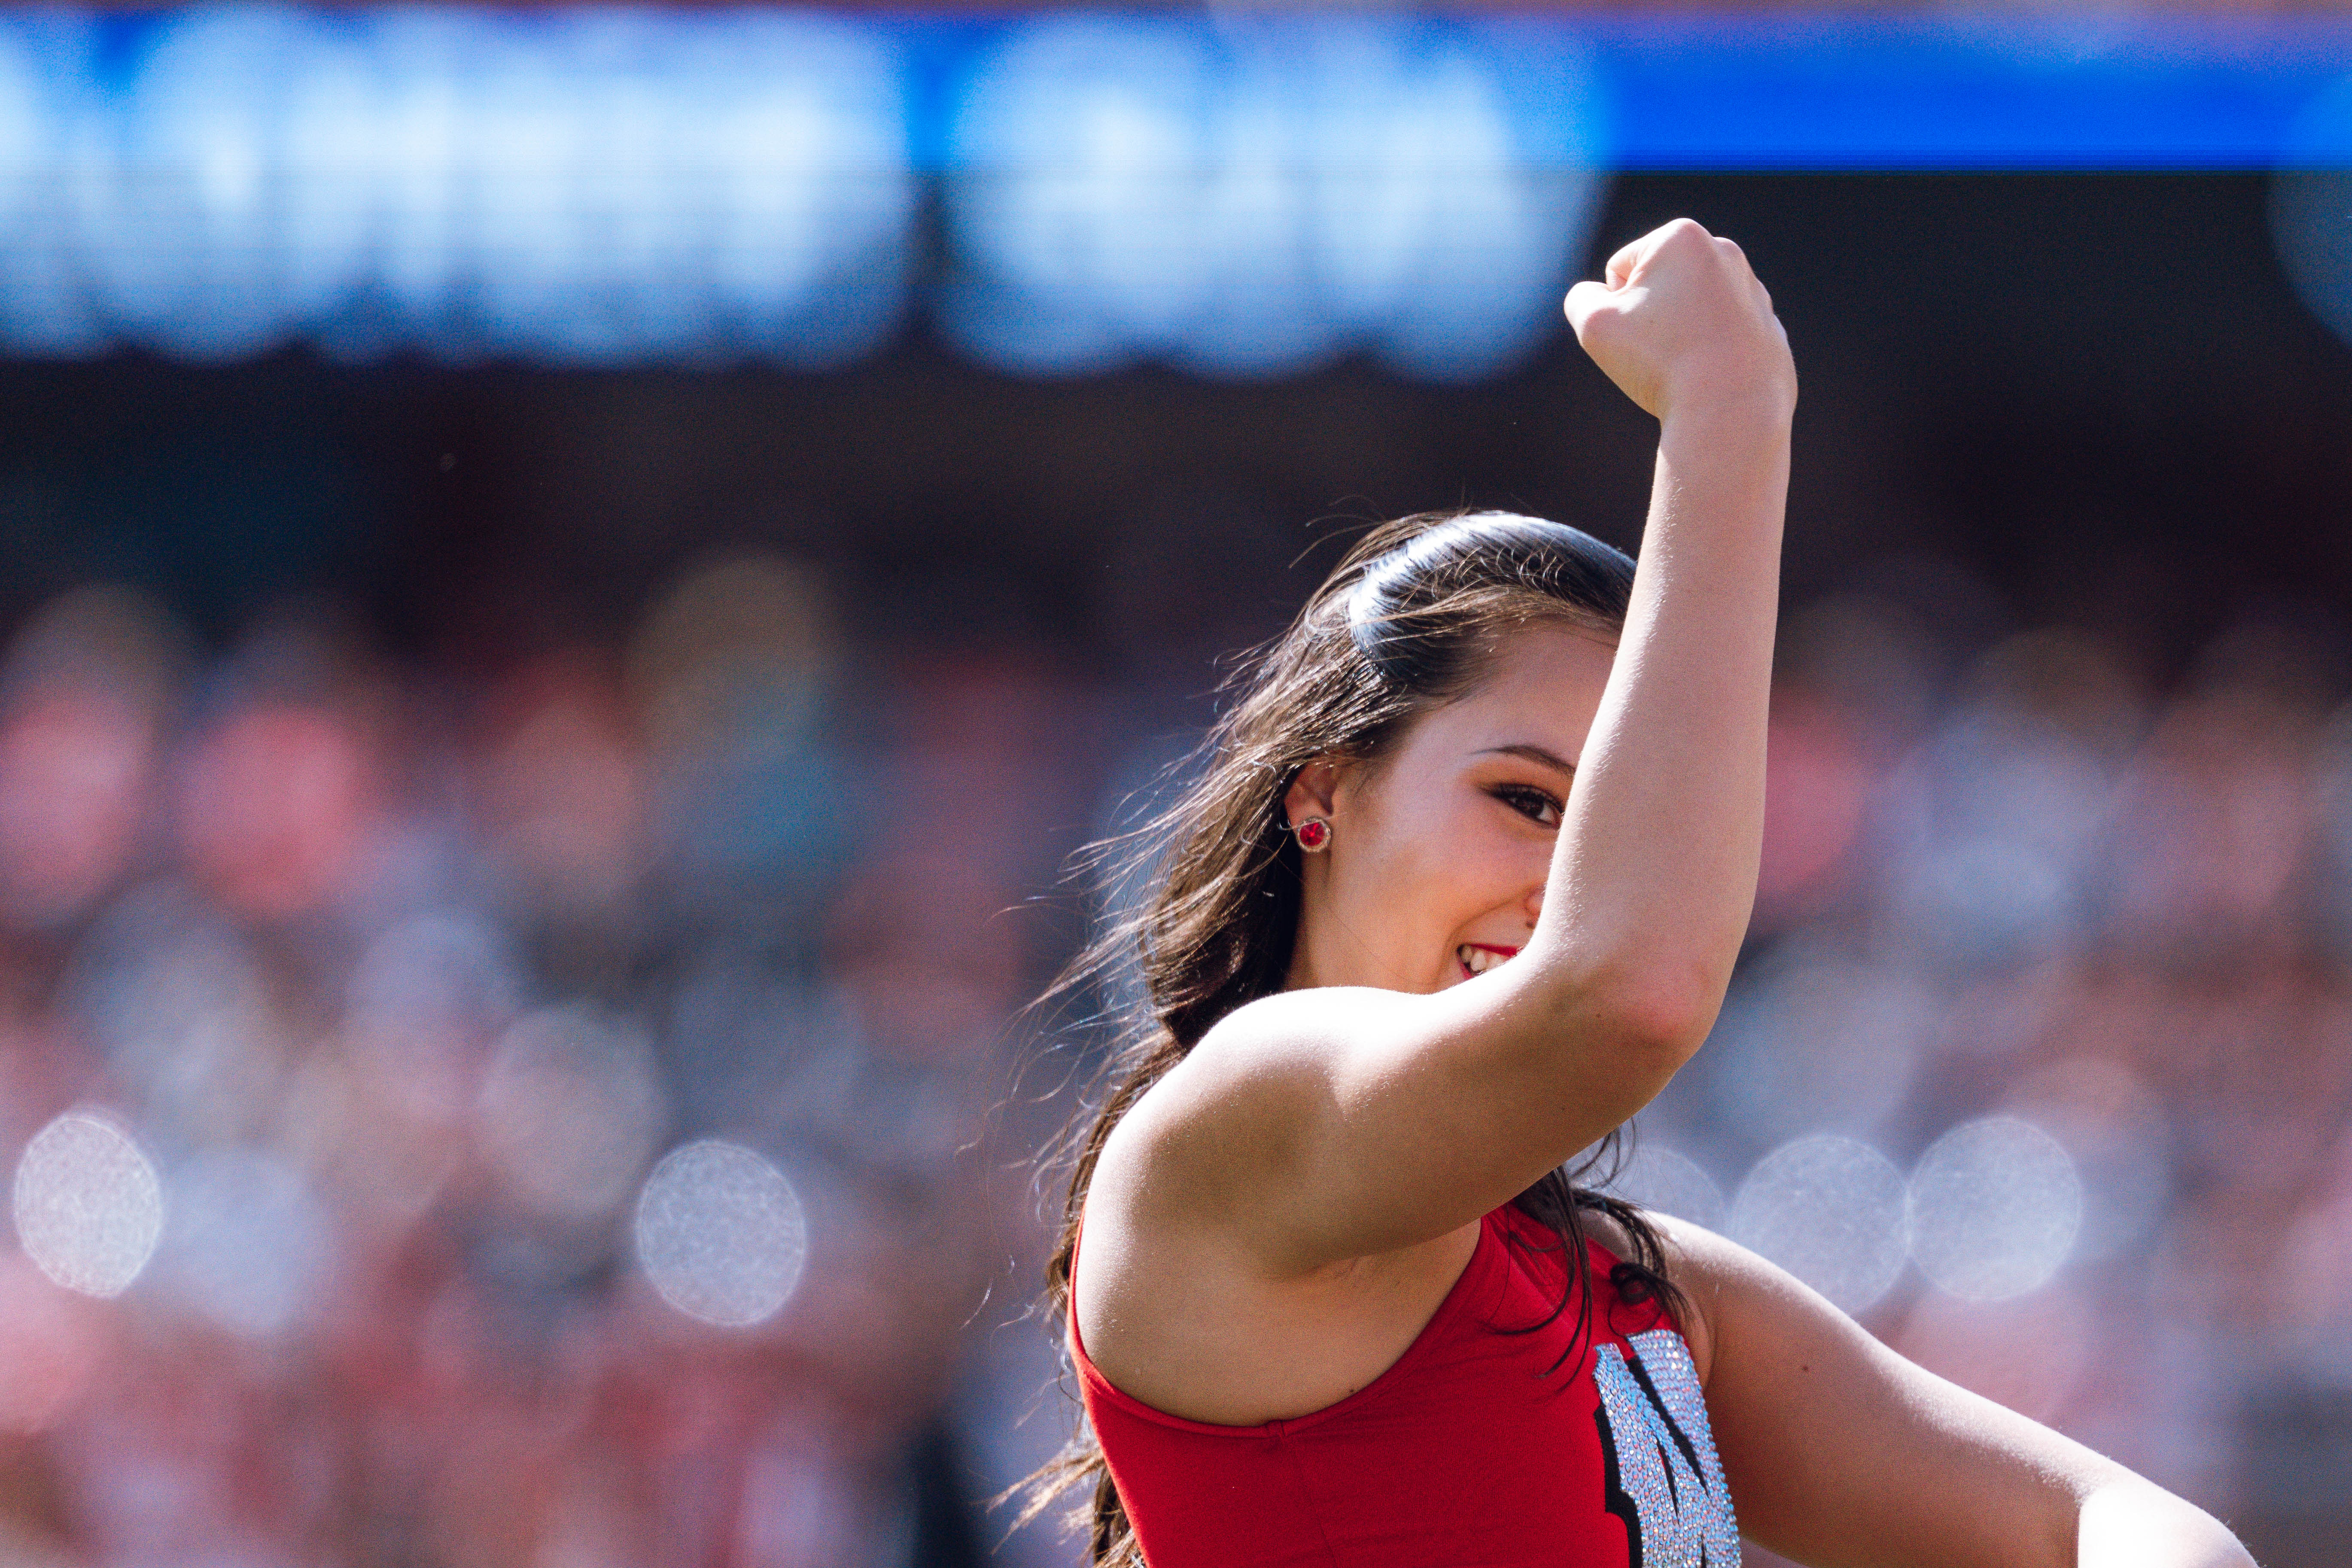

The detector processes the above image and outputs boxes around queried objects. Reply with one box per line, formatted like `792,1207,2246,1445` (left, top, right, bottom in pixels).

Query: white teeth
1457,945,1511,975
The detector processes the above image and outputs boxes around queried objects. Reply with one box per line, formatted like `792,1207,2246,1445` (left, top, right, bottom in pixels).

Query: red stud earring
1294,816,1332,853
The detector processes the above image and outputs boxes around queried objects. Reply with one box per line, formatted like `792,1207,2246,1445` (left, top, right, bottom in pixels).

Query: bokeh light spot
12,1111,165,1298
1728,1134,1910,1313
1907,1116,2083,1302
633,1139,806,1328
155,1147,333,1339
1603,1143,1726,1232
479,1004,667,1223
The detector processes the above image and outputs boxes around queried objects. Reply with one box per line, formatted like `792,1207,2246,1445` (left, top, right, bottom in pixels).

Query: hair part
1012,510,1688,1565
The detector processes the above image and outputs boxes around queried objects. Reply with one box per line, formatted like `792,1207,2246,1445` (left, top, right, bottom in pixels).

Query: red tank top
1072,1202,1740,1568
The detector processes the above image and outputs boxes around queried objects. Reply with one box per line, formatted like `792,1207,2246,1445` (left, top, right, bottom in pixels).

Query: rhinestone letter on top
1591,1329,1740,1567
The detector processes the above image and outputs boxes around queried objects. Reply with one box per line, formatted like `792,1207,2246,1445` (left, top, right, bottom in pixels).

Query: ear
1282,757,1343,831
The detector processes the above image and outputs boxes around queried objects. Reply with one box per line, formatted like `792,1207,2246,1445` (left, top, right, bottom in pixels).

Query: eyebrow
1477,743,1576,777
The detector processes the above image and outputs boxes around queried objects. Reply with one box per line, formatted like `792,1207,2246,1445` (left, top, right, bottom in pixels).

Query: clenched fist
1564,218,1795,425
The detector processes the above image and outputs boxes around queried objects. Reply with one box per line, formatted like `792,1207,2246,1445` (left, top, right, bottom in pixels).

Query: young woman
1023,220,2257,1568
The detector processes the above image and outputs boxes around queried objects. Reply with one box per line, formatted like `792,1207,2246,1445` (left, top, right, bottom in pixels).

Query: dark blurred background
13,174,2348,666
2,11,2352,1568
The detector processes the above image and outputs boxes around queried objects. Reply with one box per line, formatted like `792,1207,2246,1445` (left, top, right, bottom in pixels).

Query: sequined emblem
1592,1329,1740,1567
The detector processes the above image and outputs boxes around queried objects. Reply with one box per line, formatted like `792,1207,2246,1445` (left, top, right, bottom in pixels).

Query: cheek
1363,793,1521,907
1451,829,1537,907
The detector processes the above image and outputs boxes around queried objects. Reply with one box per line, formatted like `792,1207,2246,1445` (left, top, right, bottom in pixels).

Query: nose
1523,880,1544,929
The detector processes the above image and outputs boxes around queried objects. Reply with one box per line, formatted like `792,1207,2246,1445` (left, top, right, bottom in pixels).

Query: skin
1074,219,2255,1567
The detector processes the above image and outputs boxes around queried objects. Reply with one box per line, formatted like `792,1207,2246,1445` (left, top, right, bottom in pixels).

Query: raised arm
1104,219,1795,1271
1545,219,1793,1038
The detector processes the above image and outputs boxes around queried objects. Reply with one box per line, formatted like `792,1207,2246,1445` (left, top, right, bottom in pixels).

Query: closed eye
1490,784,1563,829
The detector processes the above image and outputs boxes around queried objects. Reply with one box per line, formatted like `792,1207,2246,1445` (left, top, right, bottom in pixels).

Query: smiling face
1281,620,1617,995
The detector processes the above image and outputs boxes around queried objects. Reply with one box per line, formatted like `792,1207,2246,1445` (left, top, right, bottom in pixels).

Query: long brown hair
1016,510,1689,1565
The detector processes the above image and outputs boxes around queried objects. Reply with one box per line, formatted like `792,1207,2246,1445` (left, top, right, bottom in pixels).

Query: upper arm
1108,972,1701,1271
1657,1218,2124,1568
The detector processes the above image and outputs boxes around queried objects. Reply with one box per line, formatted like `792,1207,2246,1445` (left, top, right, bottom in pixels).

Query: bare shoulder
1098,984,1423,1221
1581,1204,1925,1396
1075,986,1490,1426
1153,983,1431,1093
1620,1209,1953,1397
1082,979,1477,1323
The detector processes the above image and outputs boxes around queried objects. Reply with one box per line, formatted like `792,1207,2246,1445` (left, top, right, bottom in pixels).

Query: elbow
2077,1479,2259,1568
1567,963,1723,1072
1501,944,1729,1087
1611,986,1719,1067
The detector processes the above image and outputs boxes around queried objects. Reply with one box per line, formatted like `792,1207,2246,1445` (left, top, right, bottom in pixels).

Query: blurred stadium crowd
0,556,1081,1568
0,533,2348,1568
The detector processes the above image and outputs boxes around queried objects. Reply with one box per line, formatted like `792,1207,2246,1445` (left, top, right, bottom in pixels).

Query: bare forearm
1529,396,1789,1027
2077,1480,2257,1568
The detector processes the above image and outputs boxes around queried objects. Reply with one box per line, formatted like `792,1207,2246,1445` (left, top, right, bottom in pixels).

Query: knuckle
1574,305,1625,342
